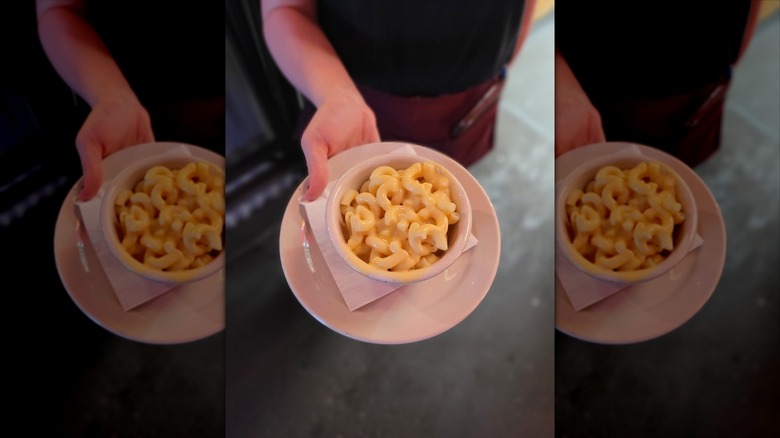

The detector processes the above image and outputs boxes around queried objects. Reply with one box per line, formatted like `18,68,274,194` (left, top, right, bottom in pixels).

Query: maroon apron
597,69,733,168
146,96,225,152
295,74,506,168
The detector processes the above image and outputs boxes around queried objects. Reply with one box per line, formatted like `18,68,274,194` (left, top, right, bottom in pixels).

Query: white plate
555,142,726,344
53,142,224,345
279,142,501,344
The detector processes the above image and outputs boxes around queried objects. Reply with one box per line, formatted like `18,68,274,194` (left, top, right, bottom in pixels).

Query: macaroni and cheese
114,161,225,272
340,161,460,272
564,161,685,272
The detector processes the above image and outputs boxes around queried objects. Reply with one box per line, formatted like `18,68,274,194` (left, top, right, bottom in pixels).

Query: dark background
1,3,223,437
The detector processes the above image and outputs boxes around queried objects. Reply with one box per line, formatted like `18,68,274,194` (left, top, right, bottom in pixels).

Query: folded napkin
300,144,478,311
74,145,192,311
556,232,703,311
555,144,703,311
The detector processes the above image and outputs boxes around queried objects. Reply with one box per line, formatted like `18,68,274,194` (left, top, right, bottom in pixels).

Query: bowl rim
555,153,698,284
99,152,225,284
325,152,472,284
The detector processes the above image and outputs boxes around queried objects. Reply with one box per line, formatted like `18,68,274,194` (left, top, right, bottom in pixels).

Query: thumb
140,126,156,144
301,140,329,202
139,114,156,144
77,141,104,201
364,117,381,144
589,111,606,144
590,122,606,144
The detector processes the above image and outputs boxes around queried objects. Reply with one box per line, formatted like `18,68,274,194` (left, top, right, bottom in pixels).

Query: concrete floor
226,14,556,438
555,13,780,438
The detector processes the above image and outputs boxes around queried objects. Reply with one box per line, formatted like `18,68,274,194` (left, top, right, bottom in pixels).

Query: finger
77,140,105,201
139,124,155,144
590,124,606,144
301,139,329,201
589,111,606,143
139,111,155,144
554,143,565,157
366,127,381,144
555,138,576,157
364,114,381,144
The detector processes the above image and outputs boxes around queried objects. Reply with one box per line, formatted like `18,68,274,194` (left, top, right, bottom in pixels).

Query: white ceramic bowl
100,150,225,284
325,152,472,284
555,153,698,285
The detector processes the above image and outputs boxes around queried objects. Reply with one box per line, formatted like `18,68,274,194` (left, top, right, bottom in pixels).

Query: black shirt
556,1,751,100
85,1,224,103
318,0,527,96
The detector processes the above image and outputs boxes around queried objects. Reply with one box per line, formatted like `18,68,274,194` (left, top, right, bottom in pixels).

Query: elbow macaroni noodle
340,161,460,272
564,161,685,272
114,161,225,272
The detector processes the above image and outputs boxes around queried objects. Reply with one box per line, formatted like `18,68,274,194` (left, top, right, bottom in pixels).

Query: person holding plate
35,0,224,201
261,0,537,201
554,1,761,167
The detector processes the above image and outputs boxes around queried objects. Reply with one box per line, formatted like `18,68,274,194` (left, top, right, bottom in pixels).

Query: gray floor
555,13,780,438
226,14,556,438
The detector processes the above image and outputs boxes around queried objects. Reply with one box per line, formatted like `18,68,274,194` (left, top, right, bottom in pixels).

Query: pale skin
36,0,154,201
554,48,606,157
261,0,379,201
262,0,536,201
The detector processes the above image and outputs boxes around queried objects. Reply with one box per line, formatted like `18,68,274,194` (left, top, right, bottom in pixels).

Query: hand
300,90,380,201
555,51,606,156
76,90,154,200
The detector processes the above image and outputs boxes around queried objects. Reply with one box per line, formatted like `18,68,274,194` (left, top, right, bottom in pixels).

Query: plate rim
554,141,726,344
53,141,226,345
279,142,501,344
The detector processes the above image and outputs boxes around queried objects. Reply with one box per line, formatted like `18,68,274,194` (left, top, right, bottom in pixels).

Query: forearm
554,47,605,153
36,1,134,107
737,0,762,62
510,0,537,63
555,48,587,100
261,0,362,107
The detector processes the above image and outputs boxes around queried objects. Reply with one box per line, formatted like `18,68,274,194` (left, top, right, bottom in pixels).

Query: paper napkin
556,232,704,311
